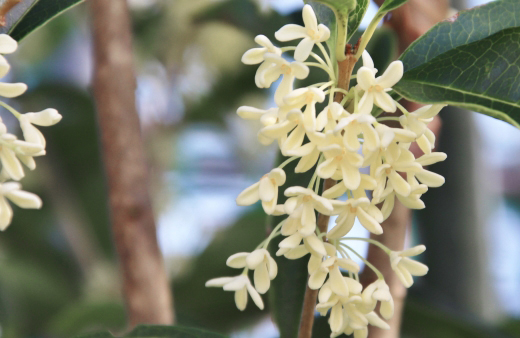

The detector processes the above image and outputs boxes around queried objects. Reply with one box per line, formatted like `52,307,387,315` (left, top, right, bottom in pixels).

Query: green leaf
0,0,37,34
76,325,228,338
393,0,520,128
307,0,369,61
8,0,85,41
126,325,227,337
400,0,520,71
394,26,520,128
379,0,409,13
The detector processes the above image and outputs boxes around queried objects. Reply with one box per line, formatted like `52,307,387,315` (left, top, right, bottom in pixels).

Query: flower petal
275,24,307,41
0,82,27,98
236,182,260,206
376,61,403,88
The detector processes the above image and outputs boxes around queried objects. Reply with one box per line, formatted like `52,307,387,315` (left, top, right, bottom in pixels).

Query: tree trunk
90,0,174,327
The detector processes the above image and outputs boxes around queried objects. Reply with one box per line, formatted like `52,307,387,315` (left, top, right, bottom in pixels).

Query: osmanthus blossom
208,5,445,333
241,35,282,88
205,275,264,311
399,104,446,154
236,168,286,214
361,279,394,319
226,249,277,294
0,182,42,230
357,61,403,115
283,87,326,131
390,245,429,288
328,197,383,238
259,53,309,106
317,143,363,190
0,34,61,229
274,4,330,62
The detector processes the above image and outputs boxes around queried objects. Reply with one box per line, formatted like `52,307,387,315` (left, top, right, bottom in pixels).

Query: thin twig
297,48,358,338
90,0,173,327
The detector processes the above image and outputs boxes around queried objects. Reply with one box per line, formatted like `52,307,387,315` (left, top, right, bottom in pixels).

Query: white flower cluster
0,34,61,230
207,5,443,337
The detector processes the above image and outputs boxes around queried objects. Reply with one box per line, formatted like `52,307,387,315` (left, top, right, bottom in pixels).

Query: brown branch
90,0,173,327
298,49,358,338
360,2,449,338
0,0,21,26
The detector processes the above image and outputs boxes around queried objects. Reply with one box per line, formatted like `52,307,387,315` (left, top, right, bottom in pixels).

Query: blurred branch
360,1,450,338
90,0,173,327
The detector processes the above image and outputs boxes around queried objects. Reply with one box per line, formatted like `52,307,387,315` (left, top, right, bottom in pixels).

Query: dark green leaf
347,0,369,42
47,302,126,337
307,0,369,62
379,0,409,13
9,0,85,41
394,27,520,128
267,154,315,338
126,325,228,337
76,325,228,338
0,0,37,34
173,208,266,332
400,0,520,71
193,0,290,40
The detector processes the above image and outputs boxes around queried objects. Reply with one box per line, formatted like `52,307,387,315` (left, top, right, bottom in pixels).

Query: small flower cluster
207,5,442,337
0,34,61,230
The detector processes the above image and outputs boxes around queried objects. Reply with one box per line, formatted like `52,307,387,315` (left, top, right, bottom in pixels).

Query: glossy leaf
400,0,520,71
0,0,37,34
379,0,409,13
307,0,369,62
394,27,520,128
9,0,85,41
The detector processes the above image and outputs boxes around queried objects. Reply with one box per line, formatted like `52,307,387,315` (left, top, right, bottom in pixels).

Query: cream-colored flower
241,35,283,88
226,249,277,294
284,87,326,131
284,186,334,225
335,113,379,152
0,182,42,230
275,4,330,61
390,245,429,288
317,144,363,190
357,61,403,114
19,109,62,152
236,168,286,214
361,279,394,319
328,197,383,238
316,102,347,132
205,275,264,311
0,34,17,78
308,246,360,293
258,54,309,105
372,143,422,200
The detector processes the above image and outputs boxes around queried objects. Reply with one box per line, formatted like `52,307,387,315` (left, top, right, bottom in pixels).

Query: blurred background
0,0,519,337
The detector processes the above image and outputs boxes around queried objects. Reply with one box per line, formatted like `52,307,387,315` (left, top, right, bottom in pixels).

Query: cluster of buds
207,5,441,337
0,34,61,230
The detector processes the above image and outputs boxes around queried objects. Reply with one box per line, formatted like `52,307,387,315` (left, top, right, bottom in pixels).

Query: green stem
340,243,384,279
278,156,299,169
0,100,21,118
395,101,410,116
304,62,336,80
354,12,385,60
342,237,392,254
262,219,285,249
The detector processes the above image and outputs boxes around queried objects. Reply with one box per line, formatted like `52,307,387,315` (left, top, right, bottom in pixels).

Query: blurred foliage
77,324,227,338
0,0,517,338
173,207,267,333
